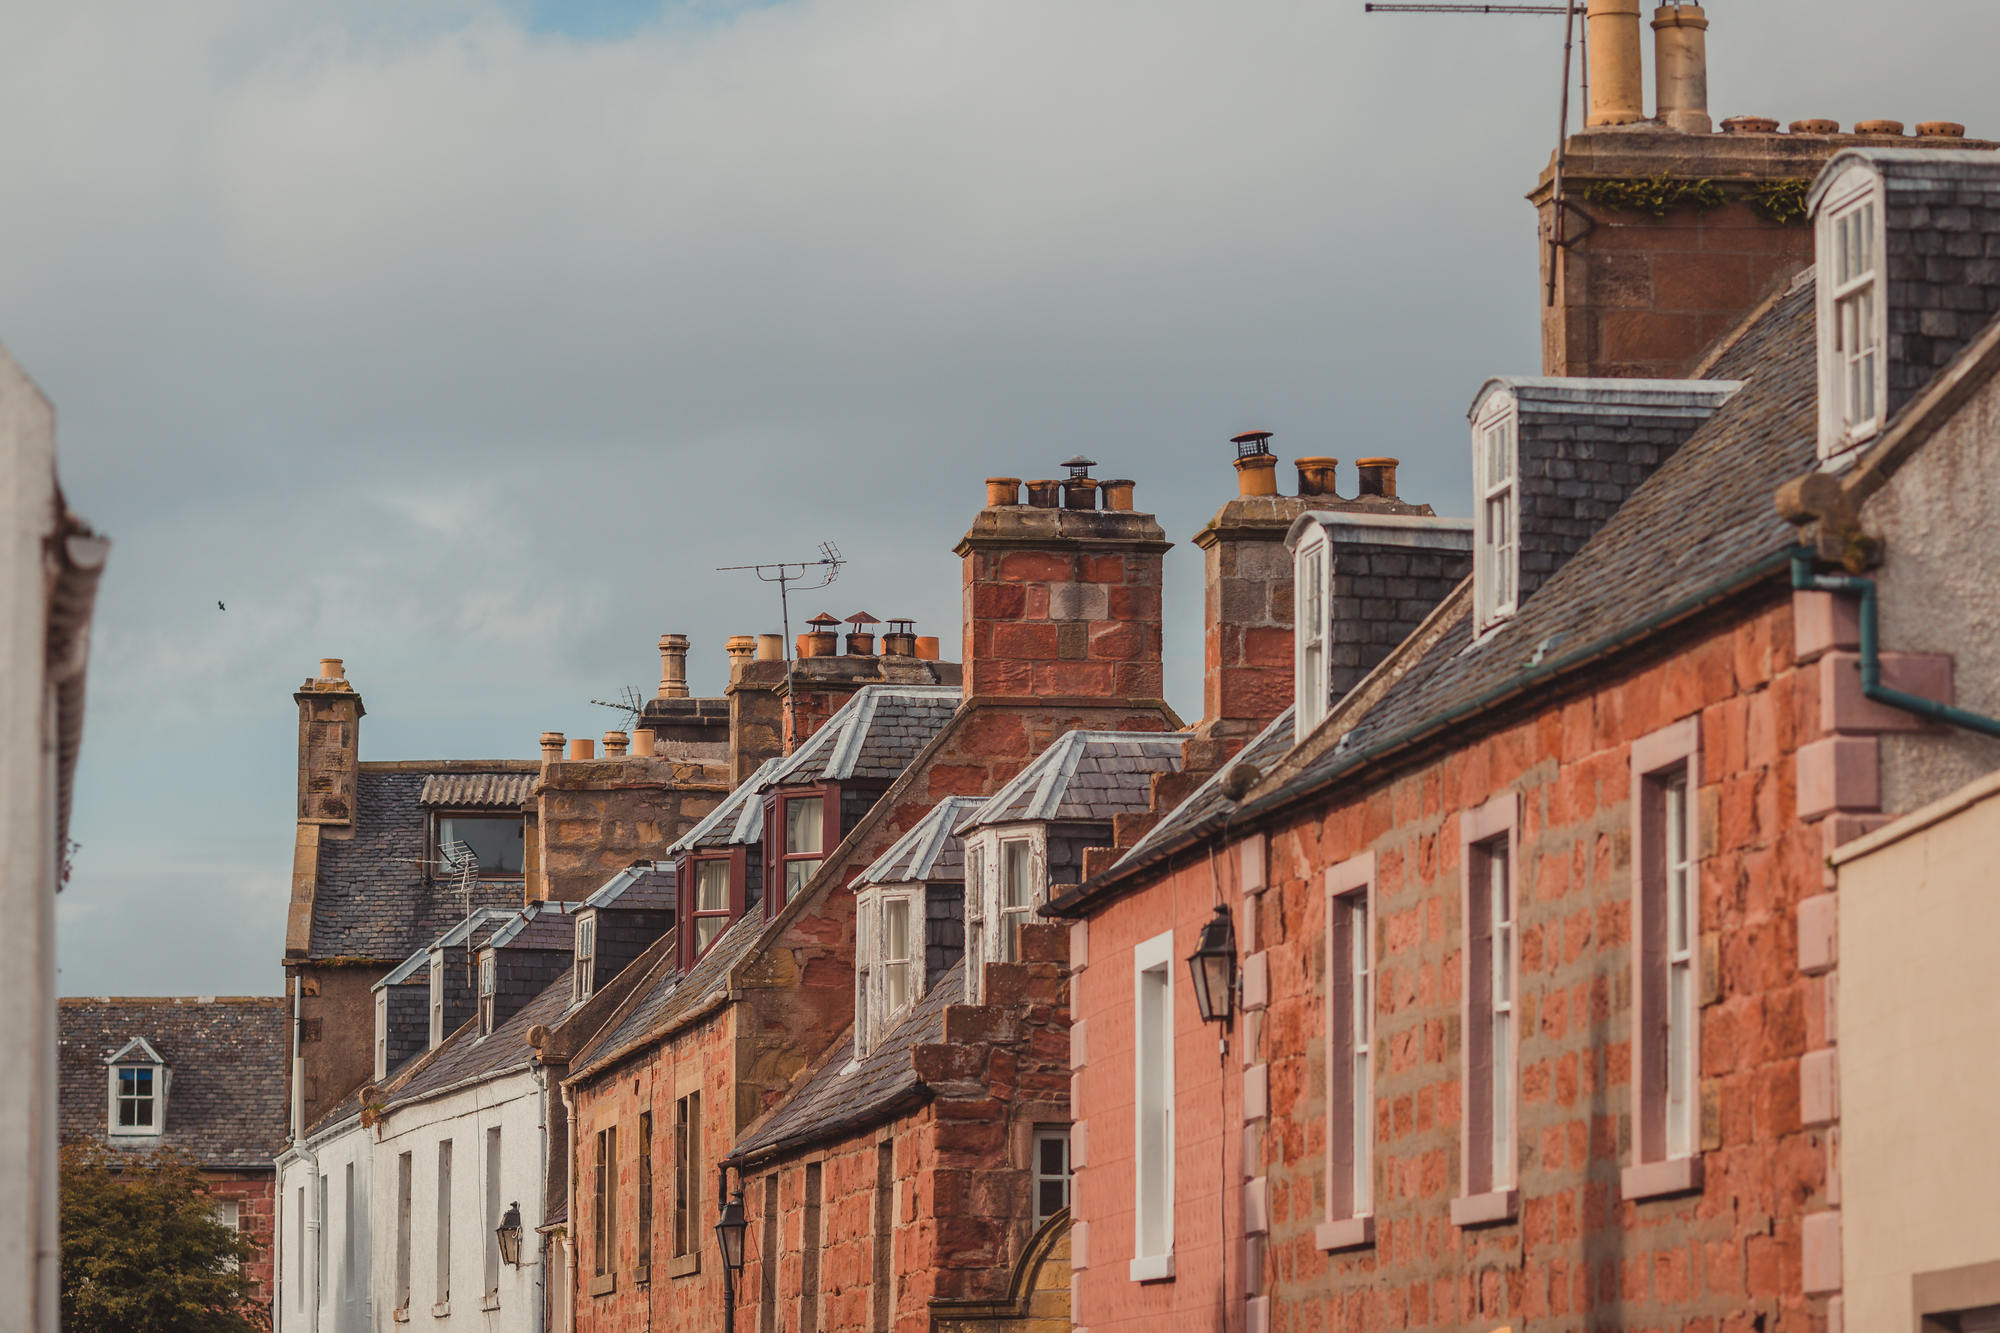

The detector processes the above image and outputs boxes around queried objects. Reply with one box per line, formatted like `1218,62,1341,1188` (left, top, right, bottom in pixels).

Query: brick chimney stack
956,458,1170,704
295,657,363,827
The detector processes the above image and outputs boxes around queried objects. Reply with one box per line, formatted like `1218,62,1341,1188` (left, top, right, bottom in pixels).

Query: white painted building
0,343,106,1333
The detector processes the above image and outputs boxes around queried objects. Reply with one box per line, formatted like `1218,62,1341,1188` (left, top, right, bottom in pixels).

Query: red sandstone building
1052,133,2000,1333
58,996,290,1312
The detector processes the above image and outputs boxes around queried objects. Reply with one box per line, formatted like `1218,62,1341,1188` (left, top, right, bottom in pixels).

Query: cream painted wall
1838,772,2000,1331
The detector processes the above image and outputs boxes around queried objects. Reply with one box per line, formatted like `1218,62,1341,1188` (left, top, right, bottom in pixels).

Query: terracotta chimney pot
1585,0,1646,126
1099,480,1136,511
319,658,345,681
539,731,566,765
755,634,785,662
568,738,595,761
1024,479,1062,509
914,636,940,661
1651,4,1711,135
1790,119,1840,135
1295,457,1340,498
1721,116,1780,133
725,635,757,675
1855,119,1905,136
657,634,690,699
985,477,1022,507
1062,477,1100,510
630,729,657,757
1917,121,1967,138
1355,457,1401,499
1233,455,1278,497
603,731,629,758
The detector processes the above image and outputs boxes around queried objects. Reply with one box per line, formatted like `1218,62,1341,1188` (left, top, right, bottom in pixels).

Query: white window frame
964,844,986,1005
1815,166,1888,462
1317,855,1375,1252
1453,793,1520,1229
429,952,445,1048
1031,1125,1071,1227
1623,716,1704,1201
213,1198,242,1273
1471,399,1519,634
374,990,390,1081
574,913,598,1004
478,951,497,1035
105,1038,166,1137
963,826,1047,1004
1294,525,1333,742
856,884,924,1056
1130,930,1175,1283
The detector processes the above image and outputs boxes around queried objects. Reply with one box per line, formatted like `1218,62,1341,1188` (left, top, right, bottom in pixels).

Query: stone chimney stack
956,456,1169,704
658,634,690,699
295,658,364,827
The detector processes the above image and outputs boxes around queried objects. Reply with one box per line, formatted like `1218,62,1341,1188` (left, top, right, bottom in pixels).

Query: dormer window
573,915,597,1004
1815,168,1887,460
962,826,1046,1003
1472,401,1519,634
429,955,445,1047
855,887,922,1056
677,848,749,969
478,953,496,1034
780,794,826,901
432,813,525,882
105,1038,166,1136
1294,524,1332,742
999,840,1035,962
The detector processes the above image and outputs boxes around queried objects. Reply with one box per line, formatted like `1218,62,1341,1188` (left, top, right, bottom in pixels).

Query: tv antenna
1364,0,1585,307
590,685,646,730
717,541,845,747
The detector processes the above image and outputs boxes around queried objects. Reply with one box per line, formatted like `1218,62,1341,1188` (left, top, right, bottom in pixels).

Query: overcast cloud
15,0,1994,996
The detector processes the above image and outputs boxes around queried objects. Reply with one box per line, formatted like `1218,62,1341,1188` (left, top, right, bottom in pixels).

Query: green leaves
60,1144,265,1333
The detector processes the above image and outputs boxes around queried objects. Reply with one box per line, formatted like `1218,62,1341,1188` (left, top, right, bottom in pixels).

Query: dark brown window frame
763,783,841,919
678,847,749,971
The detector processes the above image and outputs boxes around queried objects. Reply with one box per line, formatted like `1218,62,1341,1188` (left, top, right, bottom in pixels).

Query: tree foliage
60,1143,265,1333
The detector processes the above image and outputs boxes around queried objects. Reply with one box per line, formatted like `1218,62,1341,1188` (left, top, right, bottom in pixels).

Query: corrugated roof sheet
418,772,537,809
960,730,1187,831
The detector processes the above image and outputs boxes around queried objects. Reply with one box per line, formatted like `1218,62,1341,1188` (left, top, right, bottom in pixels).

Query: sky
13,0,1995,998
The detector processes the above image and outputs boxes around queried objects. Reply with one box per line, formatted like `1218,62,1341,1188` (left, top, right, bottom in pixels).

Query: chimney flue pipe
1587,0,1646,126
1653,4,1711,135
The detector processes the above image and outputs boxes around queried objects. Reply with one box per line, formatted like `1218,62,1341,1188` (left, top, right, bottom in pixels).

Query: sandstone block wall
537,756,729,902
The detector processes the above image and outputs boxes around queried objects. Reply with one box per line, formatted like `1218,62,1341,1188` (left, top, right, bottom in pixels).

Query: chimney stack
1652,4,1711,134
295,658,364,827
658,634,690,699
1586,0,1646,126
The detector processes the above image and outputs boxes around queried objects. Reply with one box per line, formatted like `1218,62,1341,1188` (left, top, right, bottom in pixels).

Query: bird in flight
217,601,226,611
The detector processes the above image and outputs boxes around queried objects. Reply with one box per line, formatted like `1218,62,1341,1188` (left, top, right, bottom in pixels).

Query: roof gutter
1048,544,1797,916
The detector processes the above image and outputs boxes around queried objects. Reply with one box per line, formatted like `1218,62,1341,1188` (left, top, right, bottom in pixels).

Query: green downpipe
1790,548,2000,739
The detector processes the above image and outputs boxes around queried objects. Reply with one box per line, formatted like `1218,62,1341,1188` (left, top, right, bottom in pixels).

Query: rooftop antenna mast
1363,1,1585,307
589,685,645,731
717,541,845,749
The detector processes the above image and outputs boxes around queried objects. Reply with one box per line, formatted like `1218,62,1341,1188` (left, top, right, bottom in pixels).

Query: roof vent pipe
1586,0,1646,126
1653,4,1711,135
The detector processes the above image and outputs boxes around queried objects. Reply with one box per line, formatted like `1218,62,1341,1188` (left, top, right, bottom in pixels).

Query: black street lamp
495,1201,523,1267
715,1187,748,1328
1187,904,1239,1026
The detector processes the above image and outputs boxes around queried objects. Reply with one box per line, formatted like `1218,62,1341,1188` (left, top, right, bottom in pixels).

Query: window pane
786,858,821,895
786,798,824,856
696,917,724,952
438,816,524,875
883,899,910,962
1002,842,1031,909
884,960,909,1013
696,860,730,912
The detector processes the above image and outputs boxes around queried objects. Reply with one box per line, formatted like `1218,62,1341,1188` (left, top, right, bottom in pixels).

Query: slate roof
58,997,289,1170
857,796,984,887
310,768,528,962
385,969,575,1107
1117,708,1299,866
374,908,518,991
418,772,536,809
959,730,1187,832
486,901,578,951
568,908,764,1078
672,758,782,852
729,965,964,1163
582,862,677,911
760,685,961,788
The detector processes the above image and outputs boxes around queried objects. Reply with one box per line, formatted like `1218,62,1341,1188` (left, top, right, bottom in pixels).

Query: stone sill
588,1272,618,1298
1621,1154,1704,1202
480,1294,500,1312
1128,1252,1175,1284
393,1306,410,1325
668,1252,700,1279
1314,1216,1375,1253
1450,1188,1519,1228
430,1301,450,1319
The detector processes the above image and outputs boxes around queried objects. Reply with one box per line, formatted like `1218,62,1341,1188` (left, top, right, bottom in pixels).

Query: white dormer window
1472,402,1519,633
106,1038,167,1136
963,826,1046,1003
855,886,923,1056
1294,525,1332,742
478,953,496,1034
574,914,598,1004
1816,168,1887,460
